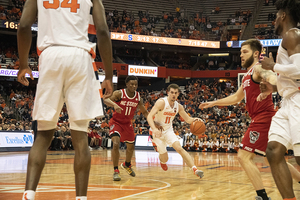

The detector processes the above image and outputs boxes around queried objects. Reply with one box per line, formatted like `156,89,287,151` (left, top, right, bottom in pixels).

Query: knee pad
70,120,89,132
37,120,57,131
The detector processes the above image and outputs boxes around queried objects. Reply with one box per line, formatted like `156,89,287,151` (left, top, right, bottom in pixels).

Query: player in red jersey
104,76,148,181
200,39,300,200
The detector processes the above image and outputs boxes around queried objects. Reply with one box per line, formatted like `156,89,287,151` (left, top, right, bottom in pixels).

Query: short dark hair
276,0,300,23
167,83,180,92
241,39,262,56
125,75,138,84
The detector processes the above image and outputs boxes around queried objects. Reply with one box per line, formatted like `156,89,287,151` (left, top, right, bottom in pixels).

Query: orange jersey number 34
43,0,80,13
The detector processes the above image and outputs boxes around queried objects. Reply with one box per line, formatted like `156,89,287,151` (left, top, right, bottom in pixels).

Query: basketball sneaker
121,162,136,177
160,162,168,171
113,169,121,181
193,167,204,179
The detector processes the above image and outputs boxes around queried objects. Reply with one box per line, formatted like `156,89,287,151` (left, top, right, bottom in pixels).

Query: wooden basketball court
0,149,299,200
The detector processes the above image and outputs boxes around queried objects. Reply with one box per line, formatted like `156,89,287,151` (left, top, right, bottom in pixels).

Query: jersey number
43,0,80,13
165,116,171,124
125,107,132,116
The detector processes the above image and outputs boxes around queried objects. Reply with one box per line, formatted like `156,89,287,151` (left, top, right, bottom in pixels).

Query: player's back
154,97,179,132
37,0,95,56
112,89,140,124
242,66,275,121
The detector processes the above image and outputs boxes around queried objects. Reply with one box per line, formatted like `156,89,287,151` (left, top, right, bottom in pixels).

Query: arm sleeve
274,53,300,79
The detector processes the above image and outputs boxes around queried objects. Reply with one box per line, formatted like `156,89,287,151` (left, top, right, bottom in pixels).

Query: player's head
125,76,138,93
240,39,262,69
167,84,180,102
275,0,300,35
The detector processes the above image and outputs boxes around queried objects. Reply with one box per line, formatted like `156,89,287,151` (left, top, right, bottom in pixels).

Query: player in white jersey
17,0,113,199
260,0,300,199
147,84,204,179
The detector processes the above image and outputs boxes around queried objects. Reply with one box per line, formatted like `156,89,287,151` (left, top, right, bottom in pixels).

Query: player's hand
260,52,275,71
152,129,162,138
199,102,215,109
17,66,34,86
154,121,164,131
257,79,273,101
114,104,123,113
101,79,113,99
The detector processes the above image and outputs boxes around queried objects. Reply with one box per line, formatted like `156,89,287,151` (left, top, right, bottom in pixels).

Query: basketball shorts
269,92,300,156
240,120,273,156
150,128,179,154
32,46,104,130
109,118,135,143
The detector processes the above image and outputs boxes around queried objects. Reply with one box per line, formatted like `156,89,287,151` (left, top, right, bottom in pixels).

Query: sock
192,166,197,171
76,197,87,200
22,190,35,200
160,161,166,164
256,189,268,200
283,198,296,200
114,166,118,170
125,162,131,167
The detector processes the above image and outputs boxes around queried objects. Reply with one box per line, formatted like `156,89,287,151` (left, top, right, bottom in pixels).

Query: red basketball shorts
109,118,135,143
240,121,272,156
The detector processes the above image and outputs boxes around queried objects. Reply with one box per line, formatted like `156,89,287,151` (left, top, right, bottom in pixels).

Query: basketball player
200,39,300,200
103,76,149,181
260,1,300,199
17,0,113,199
147,84,204,179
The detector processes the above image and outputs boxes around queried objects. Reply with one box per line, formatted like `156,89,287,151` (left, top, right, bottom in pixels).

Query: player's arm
92,0,113,98
261,29,300,79
17,0,36,86
147,99,164,130
103,90,122,113
178,104,202,124
138,98,148,119
199,86,244,109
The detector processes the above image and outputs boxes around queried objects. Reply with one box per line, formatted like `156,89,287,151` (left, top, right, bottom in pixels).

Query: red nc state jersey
112,89,140,123
242,66,275,121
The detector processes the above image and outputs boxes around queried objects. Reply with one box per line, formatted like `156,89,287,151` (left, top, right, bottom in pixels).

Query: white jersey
276,43,300,98
37,0,96,58
154,97,179,132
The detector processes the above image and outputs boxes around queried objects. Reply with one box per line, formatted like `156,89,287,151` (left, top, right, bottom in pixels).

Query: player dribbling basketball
147,83,204,178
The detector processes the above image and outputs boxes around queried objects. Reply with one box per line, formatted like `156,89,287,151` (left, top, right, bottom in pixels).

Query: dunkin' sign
128,65,158,77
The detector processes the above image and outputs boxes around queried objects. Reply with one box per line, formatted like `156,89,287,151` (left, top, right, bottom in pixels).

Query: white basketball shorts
32,46,104,130
151,128,179,154
269,92,300,156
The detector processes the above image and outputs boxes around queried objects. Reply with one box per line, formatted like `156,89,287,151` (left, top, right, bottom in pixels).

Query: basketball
190,120,206,136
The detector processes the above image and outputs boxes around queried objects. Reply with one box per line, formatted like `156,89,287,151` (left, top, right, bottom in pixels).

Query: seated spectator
50,127,64,150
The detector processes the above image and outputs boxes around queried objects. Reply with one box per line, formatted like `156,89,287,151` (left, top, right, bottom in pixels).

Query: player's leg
121,142,136,176
172,141,204,178
69,120,91,197
23,47,65,200
237,149,269,199
267,105,295,199
152,135,169,171
111,134,121,180
63,47,106,198
266,141,294,198
24,127,56,191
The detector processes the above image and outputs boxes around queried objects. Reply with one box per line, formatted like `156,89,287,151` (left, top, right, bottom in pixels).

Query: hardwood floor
0,149,299,200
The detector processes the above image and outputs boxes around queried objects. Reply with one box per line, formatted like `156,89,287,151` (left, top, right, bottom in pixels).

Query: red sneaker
160,162,168,171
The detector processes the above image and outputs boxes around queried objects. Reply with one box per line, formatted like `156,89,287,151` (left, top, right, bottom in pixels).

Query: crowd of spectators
0,77,282,153
0,0,253,42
